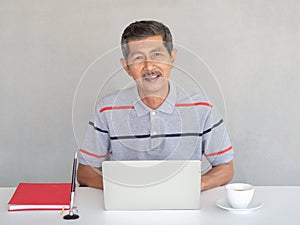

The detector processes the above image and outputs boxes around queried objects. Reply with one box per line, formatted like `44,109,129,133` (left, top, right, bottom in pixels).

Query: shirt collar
132,82,177,117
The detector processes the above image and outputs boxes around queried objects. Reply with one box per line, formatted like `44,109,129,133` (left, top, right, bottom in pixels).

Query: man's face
121,35,177,95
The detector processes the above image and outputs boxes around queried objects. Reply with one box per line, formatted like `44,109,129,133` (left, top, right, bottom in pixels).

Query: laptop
102,160,201,210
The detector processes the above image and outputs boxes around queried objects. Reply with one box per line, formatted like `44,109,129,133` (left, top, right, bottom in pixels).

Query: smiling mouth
142,71,162,82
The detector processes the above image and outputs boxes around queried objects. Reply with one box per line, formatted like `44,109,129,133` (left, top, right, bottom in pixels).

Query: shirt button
152,131,157,135
151,111,156,116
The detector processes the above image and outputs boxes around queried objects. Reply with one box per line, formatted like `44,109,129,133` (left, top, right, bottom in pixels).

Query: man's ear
120,58,131,75
170,48,177,68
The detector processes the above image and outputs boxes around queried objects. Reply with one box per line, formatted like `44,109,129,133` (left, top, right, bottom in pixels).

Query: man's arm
77,163,104,189
77,160,233,191
201,160,234,191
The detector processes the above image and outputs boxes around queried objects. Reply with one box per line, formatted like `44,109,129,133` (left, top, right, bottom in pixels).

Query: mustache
142,71,162,78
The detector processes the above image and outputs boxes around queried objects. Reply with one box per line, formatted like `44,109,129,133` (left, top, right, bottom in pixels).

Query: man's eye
133,56,144,61
154,52,163,57
152,52,166,60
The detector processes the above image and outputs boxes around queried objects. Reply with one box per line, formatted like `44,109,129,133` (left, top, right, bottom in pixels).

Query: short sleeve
78,106,110,168
202,105,233,166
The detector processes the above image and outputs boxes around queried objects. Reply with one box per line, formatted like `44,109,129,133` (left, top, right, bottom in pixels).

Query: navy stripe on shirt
110,119,223,140
88,121,109,134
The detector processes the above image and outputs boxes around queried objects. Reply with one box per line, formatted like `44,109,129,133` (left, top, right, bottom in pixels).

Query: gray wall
1,0,299,187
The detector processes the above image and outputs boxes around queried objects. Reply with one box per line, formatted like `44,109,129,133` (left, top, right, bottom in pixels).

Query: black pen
70,152,77,210
63,152,79,220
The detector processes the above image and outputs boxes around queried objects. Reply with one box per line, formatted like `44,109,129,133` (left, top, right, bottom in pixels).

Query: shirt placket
149,110,163,155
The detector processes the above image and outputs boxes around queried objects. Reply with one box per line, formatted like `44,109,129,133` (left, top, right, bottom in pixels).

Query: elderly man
77,20,234,191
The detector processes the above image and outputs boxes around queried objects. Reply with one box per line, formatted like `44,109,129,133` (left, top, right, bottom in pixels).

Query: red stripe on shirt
205,146,233,157
99,106,134,113
79,149,109,159
175,102,212,108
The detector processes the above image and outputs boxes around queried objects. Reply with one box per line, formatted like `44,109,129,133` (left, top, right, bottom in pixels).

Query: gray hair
121,20,173,60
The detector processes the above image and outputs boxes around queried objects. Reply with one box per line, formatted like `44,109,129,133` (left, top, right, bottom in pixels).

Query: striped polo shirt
78,82,233,168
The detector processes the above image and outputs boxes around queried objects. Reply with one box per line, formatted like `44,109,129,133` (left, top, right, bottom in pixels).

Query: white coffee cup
225,183,254,209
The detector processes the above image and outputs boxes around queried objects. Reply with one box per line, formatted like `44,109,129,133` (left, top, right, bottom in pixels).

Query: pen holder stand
64,152,80,220
63,208,79,220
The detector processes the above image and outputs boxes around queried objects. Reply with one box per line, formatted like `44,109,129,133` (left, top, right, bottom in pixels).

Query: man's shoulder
95,86,136,112
174,84,211,105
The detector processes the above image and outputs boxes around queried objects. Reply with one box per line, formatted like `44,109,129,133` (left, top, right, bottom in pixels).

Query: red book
8,183,71,212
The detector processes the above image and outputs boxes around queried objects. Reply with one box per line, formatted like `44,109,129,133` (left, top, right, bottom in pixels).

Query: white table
1,186,299,225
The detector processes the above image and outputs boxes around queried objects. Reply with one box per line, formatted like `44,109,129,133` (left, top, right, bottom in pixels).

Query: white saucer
216,198,263,212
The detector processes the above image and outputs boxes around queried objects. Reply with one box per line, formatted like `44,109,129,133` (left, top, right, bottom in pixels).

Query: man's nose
143,59,155,71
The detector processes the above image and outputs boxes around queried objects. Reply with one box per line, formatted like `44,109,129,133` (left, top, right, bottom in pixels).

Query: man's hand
77,163,104,189
201,160,234,191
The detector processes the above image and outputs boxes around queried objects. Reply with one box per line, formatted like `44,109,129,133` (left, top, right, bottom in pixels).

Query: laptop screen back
102,160,201,210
